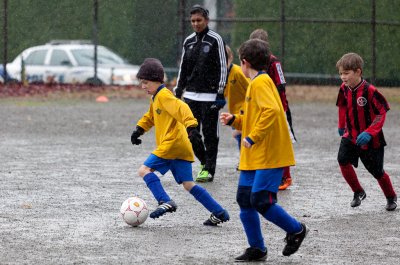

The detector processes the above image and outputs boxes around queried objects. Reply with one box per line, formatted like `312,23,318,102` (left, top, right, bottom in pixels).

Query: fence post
93,0,98,83
280,0,285,66
371,0,376,84
2,0,8,84
177,0,186,66
21,56,27,85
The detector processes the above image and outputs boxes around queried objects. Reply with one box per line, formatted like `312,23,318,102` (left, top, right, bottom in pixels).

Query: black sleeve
215,39,227,94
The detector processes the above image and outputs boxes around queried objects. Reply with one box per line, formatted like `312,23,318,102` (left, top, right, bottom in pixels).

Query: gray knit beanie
136,58,164,82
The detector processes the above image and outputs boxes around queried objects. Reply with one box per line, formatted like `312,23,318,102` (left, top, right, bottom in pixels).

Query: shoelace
209,214,223,224
158,203,174,211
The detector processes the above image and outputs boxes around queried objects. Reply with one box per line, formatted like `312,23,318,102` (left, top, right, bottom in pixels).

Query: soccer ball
120,196,149,227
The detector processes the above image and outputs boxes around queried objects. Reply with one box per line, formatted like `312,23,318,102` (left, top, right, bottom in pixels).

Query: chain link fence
2,0,399,86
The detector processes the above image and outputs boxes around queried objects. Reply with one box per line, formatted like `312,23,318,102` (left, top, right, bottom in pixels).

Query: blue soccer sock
143,172,170,203
240,208,266,251
189,185,224,214
262,203,302,234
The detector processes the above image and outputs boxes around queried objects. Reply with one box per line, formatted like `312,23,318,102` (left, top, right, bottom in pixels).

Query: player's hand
338,128,345,136
210,93,226,110
187,127,203,150
220,112,233,125
187,126,201,140
131,126,145,145
356,132,372,146
242,137,253,148
174,87,183,99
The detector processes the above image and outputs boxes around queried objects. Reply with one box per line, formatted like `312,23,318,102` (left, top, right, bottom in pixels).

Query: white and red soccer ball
120,196,149,226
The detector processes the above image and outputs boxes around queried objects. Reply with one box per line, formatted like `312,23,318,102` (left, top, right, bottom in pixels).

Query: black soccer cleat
351,190,366,207
203,209,230,226
386,196,397,211
282,223,308,256
150,200,177,219
235,247,267,262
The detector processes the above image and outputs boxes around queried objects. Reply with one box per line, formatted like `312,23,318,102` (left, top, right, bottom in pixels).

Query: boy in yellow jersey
249,29,295,190
224,45,249,151
220,40,307,261
131,58,229,226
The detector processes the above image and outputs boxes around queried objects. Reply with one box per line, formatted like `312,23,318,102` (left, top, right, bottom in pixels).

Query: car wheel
85,77,104,86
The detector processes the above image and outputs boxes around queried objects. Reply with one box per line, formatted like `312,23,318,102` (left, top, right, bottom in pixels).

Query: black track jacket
175,27,227,96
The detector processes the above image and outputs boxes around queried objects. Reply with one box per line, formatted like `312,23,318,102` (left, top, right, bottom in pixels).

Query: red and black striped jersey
267,55,288,111
336,80,390,148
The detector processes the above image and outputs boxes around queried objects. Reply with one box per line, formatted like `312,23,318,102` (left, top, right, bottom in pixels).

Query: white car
6,40,140,85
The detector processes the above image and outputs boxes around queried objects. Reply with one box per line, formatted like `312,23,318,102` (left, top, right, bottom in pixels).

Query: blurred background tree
1,0,399,85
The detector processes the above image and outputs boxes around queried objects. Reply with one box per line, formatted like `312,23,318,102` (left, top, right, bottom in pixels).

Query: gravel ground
1,91,399,265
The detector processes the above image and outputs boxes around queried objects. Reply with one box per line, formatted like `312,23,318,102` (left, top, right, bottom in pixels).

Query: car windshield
71,47,126,66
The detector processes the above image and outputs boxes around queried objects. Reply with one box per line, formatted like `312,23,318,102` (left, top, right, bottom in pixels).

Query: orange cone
96,95,109,102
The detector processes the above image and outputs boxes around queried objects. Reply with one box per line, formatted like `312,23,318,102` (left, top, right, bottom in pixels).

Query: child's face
338,67,362,88
190,13,208,33
140,80,160,95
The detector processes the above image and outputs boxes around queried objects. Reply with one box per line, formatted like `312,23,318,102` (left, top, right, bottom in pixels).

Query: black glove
174,87,183,99
131,126,145,145
210,93,226,110
187,127,203,150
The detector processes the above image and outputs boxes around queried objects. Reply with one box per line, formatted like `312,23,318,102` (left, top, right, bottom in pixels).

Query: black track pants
184,98,219,176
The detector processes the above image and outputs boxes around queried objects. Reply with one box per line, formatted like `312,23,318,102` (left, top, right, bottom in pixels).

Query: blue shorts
143,154,193,184
238,168,283,193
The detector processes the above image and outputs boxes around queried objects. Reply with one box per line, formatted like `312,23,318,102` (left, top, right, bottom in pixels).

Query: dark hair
336,53,364,72
190,4,209,19
238,39,271,71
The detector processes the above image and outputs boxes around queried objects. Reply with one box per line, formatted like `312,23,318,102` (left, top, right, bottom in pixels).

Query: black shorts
337,137,385,178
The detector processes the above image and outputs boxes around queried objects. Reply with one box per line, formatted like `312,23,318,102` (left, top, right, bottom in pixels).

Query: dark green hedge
1,0,399,85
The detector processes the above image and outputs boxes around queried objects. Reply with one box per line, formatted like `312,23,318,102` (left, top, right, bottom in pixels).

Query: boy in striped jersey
336,52,397,211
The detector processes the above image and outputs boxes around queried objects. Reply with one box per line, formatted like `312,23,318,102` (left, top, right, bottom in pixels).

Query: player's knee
251,190,277,214
236,186,252,208
337,153,348,166
182,181,195,191
370,169,385,179
137,165,151,178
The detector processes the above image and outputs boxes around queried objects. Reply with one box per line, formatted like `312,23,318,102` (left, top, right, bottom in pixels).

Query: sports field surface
1,86,399,264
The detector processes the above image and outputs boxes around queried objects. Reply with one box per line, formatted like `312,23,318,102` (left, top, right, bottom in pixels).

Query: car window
97,47,125,64
71,47,125,66
25,50,47,65
50,49,71,66
70,49,93,66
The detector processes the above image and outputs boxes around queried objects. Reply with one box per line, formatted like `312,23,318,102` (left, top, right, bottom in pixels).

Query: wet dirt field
1,90,399,265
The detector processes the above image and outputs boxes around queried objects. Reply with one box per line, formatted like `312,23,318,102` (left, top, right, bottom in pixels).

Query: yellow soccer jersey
231,73,295,170
137,87,198,161
224,64,249,114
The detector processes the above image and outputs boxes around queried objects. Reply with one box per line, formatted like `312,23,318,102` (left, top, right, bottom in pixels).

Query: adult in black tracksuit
174,4,227,182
